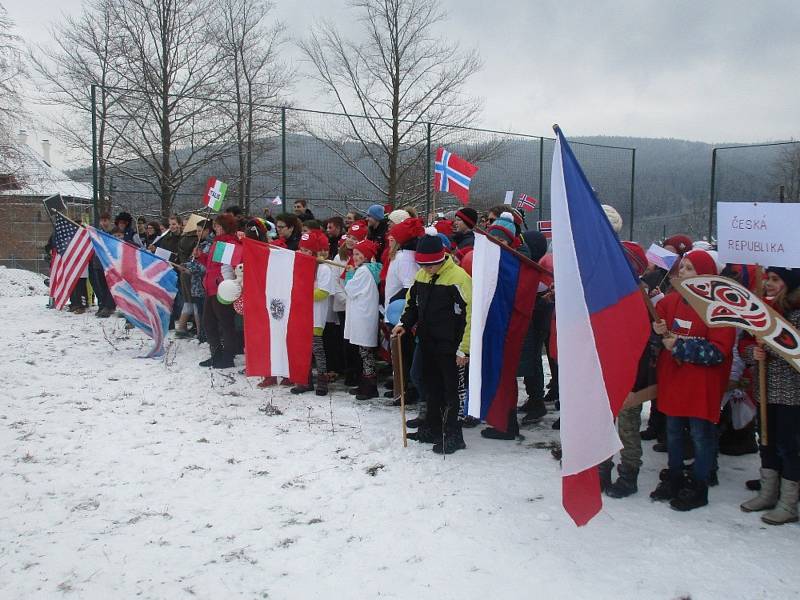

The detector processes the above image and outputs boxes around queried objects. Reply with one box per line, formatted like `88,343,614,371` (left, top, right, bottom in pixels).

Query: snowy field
0,269,798,599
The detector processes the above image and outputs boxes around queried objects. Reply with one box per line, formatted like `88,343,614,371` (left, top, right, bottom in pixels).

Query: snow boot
598,461,614,493
761,478,799,525
315,374,329,396
551,417,560,430
522,397,547,424
406,417,424,429
461,415,481,428
651,471,685,502
355,376,379,400
199,347,221,367
433,429,466,455
606,469,639,499
407,425,437,444
480,427,516,441
257,376,277,388
740,468,779,512
291,382,315,394
211,349,235,369
669,477,708,511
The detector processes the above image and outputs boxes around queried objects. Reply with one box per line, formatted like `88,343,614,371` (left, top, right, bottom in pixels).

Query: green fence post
281,107,287,213
708,147,717,240
538,136,544,221
91,84,99,226
425,122,432,221
629,148,636,241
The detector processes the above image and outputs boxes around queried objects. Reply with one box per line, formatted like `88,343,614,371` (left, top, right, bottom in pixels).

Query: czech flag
467,233,542,429
241,238,316,382
550,126,650,526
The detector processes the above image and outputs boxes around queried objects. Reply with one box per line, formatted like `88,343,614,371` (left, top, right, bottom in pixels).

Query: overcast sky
5,0,799,167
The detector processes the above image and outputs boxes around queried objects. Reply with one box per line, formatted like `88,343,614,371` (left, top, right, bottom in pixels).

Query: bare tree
771,141,800,202
215,0,292,213
107,0,231,217
0,4,28,175
28,0,126,214
299,0,482,205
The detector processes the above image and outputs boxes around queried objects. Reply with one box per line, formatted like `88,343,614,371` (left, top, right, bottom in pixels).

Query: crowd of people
50,199,800,524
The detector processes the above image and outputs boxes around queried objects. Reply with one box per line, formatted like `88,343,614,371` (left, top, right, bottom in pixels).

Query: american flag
50,212,94,310
86,227,178,358
516,193,537,212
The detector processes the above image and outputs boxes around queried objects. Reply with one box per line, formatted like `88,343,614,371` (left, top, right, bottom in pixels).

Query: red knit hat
664,234,693,255
389,217,424,246
621,241,647,277
299,229,329,253
684,249,718,276
433,219,453,238
354,239,378,261
348,220,369,242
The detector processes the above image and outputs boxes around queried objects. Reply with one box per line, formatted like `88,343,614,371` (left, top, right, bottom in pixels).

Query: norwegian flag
537,220,552,239
49,212,94,310
434,147,479,205
517,193,538,212
87,227,178,358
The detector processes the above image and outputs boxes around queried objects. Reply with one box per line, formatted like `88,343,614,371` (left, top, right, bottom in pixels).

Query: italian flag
211,240,242,265
204,177,228,211
241,238,316,382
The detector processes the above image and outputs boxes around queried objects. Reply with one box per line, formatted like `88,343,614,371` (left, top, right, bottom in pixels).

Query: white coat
384,249,418,311
344,265,379,347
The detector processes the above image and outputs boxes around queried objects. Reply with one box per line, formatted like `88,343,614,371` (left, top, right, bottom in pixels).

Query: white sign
717,202,800,268
154,247,172,261
504,190,514,205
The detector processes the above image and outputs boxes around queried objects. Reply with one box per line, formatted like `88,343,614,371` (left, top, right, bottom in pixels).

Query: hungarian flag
434,147,478,205
211,240,242,265
204,177,228,211
241,238,316,382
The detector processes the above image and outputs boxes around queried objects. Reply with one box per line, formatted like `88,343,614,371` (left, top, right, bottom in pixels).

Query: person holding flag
393,228,472,455
197,214,242,369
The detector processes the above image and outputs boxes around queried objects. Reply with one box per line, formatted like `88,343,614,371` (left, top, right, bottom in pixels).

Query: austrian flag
204,177,228,211
241,238,316,382
434,147,478,205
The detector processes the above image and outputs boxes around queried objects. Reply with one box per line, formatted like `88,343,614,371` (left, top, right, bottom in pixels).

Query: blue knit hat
367,204,385,221
488,212,516,245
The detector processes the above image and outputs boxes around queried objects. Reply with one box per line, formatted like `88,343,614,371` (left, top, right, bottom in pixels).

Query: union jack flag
434,147,479,205
516,193,537,212
87,227,178,358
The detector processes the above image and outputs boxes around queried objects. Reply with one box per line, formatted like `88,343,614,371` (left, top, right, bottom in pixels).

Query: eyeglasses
276,224,287,229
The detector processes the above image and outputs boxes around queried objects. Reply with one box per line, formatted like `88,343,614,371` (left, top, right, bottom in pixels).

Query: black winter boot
598,461,614,493
315,374,329,396
433,429,466,455
606,468,639,499
522,397,547,424
407,424,437,443
211,349,235,369
355,376,379,400
670,477,709,511
651,471,685,502
199,347,221,367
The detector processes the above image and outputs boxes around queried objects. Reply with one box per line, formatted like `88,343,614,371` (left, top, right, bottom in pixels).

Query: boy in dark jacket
392,228,472,454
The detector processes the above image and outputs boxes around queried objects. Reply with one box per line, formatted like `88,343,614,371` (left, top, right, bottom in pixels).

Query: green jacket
401,256,472,355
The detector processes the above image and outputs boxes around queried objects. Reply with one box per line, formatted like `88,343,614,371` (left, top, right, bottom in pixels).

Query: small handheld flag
434,147,478,205
537,220,552,239
646,243,679,272
204,177,228,211
271,196,282,206
211,240,243,265
517,193,538,212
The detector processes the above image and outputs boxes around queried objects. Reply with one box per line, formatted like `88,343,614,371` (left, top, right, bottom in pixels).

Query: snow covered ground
1,271,798,598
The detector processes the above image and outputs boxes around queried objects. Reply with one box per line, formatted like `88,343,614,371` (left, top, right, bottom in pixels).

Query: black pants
89,263,114,309
323,320,345,374
203,296,237,354
69,278,87,308
761,404,800,481
421,343,460,435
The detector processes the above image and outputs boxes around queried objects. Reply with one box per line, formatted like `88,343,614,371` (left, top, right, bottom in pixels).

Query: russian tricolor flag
467,233,542,429
551,126,650,526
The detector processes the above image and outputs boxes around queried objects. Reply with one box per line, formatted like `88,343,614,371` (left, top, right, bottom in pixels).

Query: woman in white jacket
344,239,381,400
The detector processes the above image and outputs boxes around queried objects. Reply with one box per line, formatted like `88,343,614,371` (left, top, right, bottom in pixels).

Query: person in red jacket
649,249,736,511
197,214,242,369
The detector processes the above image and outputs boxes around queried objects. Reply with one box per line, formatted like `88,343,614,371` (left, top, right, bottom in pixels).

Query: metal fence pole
281,107,287,213
538,136,544,221
629,148,636,241
425,122,432,221
91,84,99,226
708,147,717,240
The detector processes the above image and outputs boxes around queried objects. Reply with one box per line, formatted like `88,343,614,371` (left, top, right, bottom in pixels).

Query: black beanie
415,226,446,264
455,207,478,229
767,267,800,294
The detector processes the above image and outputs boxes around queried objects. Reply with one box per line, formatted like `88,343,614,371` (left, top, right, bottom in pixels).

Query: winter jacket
199,233,240,296
401,256,472,355
344,263,381,347
452,229,475,250
385,249,418,309
742,308,800,407
654,291,736,423
177,232,198,264
154,231,182,262
183,238,212,298
121,225,142,247
368,219,389,257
